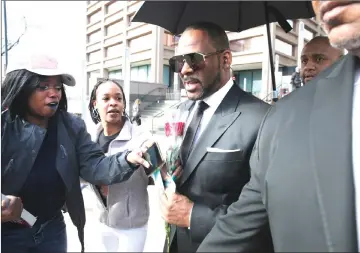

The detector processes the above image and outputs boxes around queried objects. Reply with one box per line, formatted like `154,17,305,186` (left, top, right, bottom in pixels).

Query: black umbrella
132,1,315,102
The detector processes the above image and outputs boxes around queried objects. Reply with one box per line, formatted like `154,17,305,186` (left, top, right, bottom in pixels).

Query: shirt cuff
188,204,194,230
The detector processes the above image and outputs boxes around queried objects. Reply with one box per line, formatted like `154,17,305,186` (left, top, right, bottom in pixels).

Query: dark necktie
180,101,209,166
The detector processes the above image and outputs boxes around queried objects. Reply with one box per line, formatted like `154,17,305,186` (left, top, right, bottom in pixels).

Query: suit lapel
179,85,242,187
309,55,357,251
179,99,195,112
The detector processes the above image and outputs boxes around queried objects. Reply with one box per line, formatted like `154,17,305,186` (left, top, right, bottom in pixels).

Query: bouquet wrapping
151,108,188,252
163,109,187,191
152,108,188,190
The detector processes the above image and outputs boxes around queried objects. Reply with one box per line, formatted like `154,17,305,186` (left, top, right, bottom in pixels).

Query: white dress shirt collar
201,78,234,109
352,63,360,250
185,78,234,145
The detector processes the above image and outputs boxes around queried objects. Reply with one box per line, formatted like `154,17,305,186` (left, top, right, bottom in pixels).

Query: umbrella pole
264,2,278,103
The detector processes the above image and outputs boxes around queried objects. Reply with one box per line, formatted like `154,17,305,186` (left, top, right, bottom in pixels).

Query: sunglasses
169,50,225,73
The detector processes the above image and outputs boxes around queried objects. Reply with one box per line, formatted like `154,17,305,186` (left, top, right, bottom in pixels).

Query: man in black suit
159,22,270,253
197,1,360,252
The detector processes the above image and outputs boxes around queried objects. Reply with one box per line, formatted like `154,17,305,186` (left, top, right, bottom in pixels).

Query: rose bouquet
163,110,187,190
152,108,187,189
152,108,188,252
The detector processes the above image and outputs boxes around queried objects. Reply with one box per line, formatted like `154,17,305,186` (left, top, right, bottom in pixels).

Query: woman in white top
85,79,150,252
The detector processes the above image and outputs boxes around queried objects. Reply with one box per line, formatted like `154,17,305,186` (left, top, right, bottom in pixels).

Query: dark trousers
2,213,67,253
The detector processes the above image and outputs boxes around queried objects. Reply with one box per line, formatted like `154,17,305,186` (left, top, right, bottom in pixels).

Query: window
275,39,293,56
105,44,122,57
235,69,262,97
251,70,262,97
280,66,296,76
87,29,101,43
129,33,152,51
109,69,122,79
163,65,170,86
89,71,100,79
230,39,246,52
88,10,101,24
105,21,123,36
163,65,174,86
164,33,175,47
87,70,100,95
106,1,124,14
130,65,151,82
303,28,314,41
174,35,181,44
230,36,263,52
87,50,101,62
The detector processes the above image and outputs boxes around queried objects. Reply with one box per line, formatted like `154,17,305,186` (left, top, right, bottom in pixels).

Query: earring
93,108,100,119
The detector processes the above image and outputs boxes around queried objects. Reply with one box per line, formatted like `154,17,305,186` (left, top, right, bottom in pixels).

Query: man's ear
223,50,232,69
93,100,97,109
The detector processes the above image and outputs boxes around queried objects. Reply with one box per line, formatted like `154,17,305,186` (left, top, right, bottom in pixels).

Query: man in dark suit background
197,1,360,252
159,22,271,253
300,36,343,85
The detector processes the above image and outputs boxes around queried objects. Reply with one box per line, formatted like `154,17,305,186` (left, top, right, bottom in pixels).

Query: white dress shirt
185,78,234,229
353,65,360,249
185,78,234,145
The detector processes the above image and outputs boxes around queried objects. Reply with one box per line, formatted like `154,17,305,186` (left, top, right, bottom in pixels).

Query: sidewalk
65,185,166,252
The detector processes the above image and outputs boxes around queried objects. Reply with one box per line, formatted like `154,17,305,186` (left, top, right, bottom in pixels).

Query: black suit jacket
197,55,359,252
169,84,270,253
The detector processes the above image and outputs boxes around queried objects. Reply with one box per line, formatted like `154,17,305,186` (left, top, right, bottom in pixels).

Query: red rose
174,122,185,136
165,122,171,137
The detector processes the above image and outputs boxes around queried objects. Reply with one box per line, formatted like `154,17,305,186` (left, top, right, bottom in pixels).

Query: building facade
86,0,325,101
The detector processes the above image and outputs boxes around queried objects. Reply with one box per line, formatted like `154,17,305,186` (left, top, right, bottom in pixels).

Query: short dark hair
1,69,67,119
307,36,345,57
88,78,128,124
184,21,230,51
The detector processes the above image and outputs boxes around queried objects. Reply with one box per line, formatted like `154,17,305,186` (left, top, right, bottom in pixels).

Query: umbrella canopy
132,1,315,101
132,1,314,35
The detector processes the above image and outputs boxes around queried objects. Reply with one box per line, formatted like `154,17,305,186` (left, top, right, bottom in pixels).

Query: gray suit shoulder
255,80,319,155
238,88,271,118
267,81,315,120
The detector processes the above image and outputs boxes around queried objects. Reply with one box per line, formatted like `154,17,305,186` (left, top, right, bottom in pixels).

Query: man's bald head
300,36,343,84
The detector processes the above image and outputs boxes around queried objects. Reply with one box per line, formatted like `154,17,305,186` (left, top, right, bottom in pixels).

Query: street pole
123,47,131,116
297,22,305,68
3,0,9,68
173,46,179,99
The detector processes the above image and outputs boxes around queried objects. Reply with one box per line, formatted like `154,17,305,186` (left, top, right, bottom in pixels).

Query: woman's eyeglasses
169,50,225,73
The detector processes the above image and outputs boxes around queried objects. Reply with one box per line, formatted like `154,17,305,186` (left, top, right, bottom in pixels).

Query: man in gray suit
197,1,360,252
160,22,270,253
